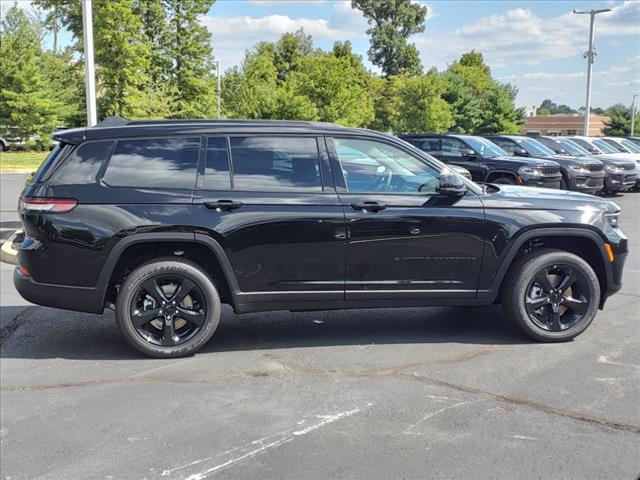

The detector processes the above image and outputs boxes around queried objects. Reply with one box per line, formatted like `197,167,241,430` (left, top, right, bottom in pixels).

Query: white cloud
416,0,640,69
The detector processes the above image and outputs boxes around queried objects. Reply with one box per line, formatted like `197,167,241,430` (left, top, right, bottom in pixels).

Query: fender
479,226,611,299
95,232,241,307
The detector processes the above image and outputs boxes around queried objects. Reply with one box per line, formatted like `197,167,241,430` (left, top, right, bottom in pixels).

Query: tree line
2,0,528,147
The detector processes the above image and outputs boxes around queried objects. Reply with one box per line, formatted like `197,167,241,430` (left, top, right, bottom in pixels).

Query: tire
116,257,221,358
501,249,600,342
492,176,516,185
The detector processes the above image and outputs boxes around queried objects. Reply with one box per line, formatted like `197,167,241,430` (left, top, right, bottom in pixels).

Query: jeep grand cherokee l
399,133,562,188
484,135,605,194
15,119,628,357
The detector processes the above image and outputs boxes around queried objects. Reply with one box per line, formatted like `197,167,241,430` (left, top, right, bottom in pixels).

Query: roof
52,116,367,144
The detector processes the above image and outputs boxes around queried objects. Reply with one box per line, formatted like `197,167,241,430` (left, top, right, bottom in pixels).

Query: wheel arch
487,227,611,307
97,232,240,309
486,170,518,182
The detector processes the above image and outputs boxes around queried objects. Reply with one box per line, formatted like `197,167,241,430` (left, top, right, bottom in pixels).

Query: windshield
601,139,628,153
592,138,621,154
462,136,508,157
515,137,557,156
620,139,640,153
558,139,592,156
570,138,601,153
536,138,565,154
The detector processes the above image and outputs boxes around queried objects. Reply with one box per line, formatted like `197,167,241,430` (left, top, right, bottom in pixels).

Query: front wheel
116,258,220,357
501,249,600,342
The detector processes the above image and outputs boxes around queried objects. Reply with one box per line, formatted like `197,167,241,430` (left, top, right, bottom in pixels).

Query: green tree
393,72,453,133
352,0,427,77
442,51,524,134
41,48,86,128
0,7,67,144
604,104,639,136
538,99,576,115
164,0,217,118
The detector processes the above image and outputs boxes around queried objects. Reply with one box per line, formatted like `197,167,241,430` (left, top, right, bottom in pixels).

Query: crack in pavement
4,345,639,435
0,306,36,345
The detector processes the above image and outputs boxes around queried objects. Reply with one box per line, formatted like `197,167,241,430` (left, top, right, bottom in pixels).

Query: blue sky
202,0,640,110
6,0,639,111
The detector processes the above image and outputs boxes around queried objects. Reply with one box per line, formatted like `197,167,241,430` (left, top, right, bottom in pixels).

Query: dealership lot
1,174,639,479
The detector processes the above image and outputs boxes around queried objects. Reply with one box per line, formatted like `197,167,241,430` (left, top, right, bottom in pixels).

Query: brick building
523,114,611,136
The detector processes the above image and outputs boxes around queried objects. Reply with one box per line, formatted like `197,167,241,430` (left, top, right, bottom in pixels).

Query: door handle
351,201,386,212
204,200,242,211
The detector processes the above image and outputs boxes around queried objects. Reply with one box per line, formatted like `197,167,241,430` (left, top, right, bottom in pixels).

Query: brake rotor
149,283,191,330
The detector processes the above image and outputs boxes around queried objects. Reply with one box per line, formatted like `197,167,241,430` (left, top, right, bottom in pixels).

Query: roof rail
92,117,345,129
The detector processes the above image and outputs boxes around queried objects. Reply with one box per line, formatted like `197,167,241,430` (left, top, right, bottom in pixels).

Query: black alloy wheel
116,258,220,357
525,264,591,332
131,274,207,347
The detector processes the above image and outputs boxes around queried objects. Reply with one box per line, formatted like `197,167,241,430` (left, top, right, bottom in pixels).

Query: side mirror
462,148,476,158
514,147,528,156
439,172,467,196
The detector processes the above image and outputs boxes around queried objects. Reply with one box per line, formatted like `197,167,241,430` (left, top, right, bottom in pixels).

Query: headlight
518,166,542,176
605,164,625,173
604,212,620,228
569,164,590,174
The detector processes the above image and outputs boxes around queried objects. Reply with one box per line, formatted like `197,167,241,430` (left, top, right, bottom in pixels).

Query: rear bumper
13,268,105,314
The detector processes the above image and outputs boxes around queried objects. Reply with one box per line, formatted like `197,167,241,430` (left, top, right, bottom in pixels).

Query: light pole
81,0,97,126
632,94,638,136
573,8,611,136
215,61,221,120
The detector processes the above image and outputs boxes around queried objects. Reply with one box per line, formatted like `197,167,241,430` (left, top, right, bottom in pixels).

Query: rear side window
204,137,231,189
103,137,200,189
50,141,113,184
229,137,322,191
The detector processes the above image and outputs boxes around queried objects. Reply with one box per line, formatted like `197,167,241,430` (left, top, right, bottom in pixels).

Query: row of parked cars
399,133,640,196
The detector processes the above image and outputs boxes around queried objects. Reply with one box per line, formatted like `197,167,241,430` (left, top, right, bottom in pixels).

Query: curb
0,229,22,265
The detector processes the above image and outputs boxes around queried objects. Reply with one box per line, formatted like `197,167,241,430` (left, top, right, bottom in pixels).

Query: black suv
484,135,605,194
15,119,627,357
399,133,562,188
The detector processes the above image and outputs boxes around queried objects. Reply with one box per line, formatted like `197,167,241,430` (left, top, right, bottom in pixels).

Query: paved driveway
1,183,639,479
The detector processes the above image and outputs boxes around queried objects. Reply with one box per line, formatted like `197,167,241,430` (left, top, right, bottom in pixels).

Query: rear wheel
501,249,600,342
116,258,220,357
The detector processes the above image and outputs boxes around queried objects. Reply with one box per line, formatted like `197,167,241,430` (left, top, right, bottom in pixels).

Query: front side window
516,138,556,156
334,137,440,194
441,138,467,157
490,138,516,154
103,137,200,189
230,137,322,191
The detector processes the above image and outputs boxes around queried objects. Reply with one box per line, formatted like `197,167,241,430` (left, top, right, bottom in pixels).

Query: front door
192,135,346,303
327,136,485,301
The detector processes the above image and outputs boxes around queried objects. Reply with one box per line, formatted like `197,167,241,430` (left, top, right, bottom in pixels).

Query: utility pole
215,61,221,120
573,8,611,136
632,94,638,136
81,0,97,126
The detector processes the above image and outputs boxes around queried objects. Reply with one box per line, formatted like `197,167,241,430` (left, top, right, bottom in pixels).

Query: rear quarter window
49,141,114,184
103,137,200,189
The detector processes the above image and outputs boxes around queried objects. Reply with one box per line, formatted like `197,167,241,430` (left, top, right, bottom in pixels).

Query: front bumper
13,268,105,314
568,171,606,193
522,175,562,189
605,172,637,192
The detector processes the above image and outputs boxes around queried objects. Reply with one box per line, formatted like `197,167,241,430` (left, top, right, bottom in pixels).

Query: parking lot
1,173,639,479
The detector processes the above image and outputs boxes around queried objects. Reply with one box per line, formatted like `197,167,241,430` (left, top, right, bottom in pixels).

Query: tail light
19,198,78,213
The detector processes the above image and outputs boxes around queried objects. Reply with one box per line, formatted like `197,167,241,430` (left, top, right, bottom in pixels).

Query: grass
0,151,48,171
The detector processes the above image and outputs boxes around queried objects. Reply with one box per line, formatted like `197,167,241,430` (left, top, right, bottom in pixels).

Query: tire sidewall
508,252,600,342
116,259,221,358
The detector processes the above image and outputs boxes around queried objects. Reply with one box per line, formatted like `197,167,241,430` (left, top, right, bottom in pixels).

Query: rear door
327,136,485,301
192,135,346,302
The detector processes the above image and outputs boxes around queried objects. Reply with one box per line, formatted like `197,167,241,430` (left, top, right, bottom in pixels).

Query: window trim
328,135,444,197
99,135,203,191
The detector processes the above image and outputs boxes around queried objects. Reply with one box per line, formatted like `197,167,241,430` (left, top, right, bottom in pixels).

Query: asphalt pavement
1,173,639,479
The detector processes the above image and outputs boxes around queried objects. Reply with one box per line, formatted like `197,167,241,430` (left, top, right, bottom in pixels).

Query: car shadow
0,304,531,361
